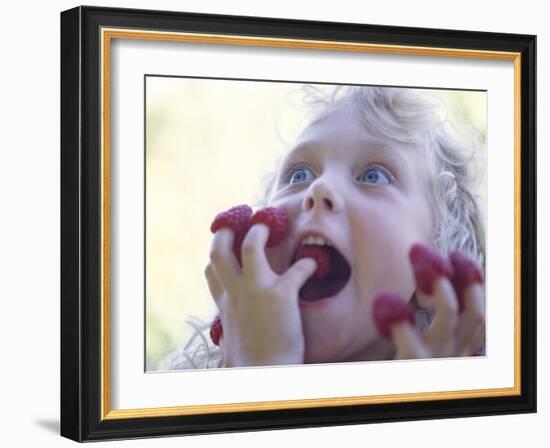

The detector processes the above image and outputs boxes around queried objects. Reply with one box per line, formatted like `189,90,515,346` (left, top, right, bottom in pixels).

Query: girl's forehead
288,107,422,162
297,106,407,147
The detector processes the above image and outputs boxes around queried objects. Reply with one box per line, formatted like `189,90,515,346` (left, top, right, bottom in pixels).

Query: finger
392,321,430,359
424,277,459,357
240,223,272,279
464,283,485,320
278,257,317,292
204,263,224,302
209,228,241,286
455,283,485,356
449,250,484,313
415,289,436,311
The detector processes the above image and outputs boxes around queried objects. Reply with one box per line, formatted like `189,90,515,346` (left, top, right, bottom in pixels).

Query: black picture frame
60,5,536,442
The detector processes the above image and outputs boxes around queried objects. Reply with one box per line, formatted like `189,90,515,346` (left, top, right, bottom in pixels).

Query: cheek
349,202,417,297
350,200,404,248
351,195,432,250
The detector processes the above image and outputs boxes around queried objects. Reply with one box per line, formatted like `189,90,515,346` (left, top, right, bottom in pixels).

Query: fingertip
212,227,235,246
292,256,318,280
243,222,269,245
299,256,317,272
209,227,242,280
209,228,235,263
280,256,317,289
240,223,268,263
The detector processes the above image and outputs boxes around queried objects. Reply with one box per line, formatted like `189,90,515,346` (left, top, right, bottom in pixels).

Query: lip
298,277,353,309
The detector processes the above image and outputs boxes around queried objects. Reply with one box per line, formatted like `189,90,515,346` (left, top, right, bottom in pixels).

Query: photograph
146,78,488,372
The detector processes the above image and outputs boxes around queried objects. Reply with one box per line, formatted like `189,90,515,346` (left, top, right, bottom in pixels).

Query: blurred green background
145,78,486,371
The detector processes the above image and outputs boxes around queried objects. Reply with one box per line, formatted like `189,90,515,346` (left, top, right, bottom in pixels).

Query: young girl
163,85,485,370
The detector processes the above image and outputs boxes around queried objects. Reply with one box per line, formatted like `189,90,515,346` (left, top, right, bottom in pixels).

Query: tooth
300,235,333,246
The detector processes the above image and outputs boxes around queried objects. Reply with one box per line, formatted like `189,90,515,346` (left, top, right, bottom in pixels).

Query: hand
204,223,317,367
380,244,485,359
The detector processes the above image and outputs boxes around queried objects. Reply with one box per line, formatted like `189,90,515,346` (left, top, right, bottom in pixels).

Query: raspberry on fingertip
249,207,288,247
373,292,415,339
210,204,253,265
449,251,484,312
409,243,453,295
210,314,223,346
295,245,331,279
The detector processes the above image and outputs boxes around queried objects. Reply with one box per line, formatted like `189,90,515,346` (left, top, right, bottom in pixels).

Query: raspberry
373,292,415,339
249,207,288,248
449,251,484,313
409,243,453,295
210,204,253,264
295,245,332,279
210,204,252,235
209,314,223,346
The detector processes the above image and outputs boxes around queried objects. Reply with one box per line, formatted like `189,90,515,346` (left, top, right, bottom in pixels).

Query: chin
302,311,384,364
302,327,352,364
303,348,339,365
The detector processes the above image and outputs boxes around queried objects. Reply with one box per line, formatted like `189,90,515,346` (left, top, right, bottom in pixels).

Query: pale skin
205,106,485,367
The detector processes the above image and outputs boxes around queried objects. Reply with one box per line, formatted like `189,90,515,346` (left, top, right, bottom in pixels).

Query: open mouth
294,244,352,302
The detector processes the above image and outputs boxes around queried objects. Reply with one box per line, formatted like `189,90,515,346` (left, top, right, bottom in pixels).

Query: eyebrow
276,143,315,184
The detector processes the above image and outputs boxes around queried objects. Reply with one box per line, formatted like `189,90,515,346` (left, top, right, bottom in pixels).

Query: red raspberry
295,245,332,279
209,314,223,346
373,292,415,339
210,204,252,235
449,251,484,313
409,243,453,295
249,207,288,248
210,204,253,264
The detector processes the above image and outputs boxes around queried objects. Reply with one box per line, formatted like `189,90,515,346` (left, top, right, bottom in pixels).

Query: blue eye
359,167,391,185
288,166,315,184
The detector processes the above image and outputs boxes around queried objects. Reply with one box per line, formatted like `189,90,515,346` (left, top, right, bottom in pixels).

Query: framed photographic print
60,5,536,442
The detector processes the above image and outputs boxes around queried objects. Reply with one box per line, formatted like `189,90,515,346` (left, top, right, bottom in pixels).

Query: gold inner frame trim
100,27,522,420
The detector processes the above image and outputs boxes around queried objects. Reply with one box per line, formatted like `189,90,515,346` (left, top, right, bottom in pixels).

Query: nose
302,177,343,213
